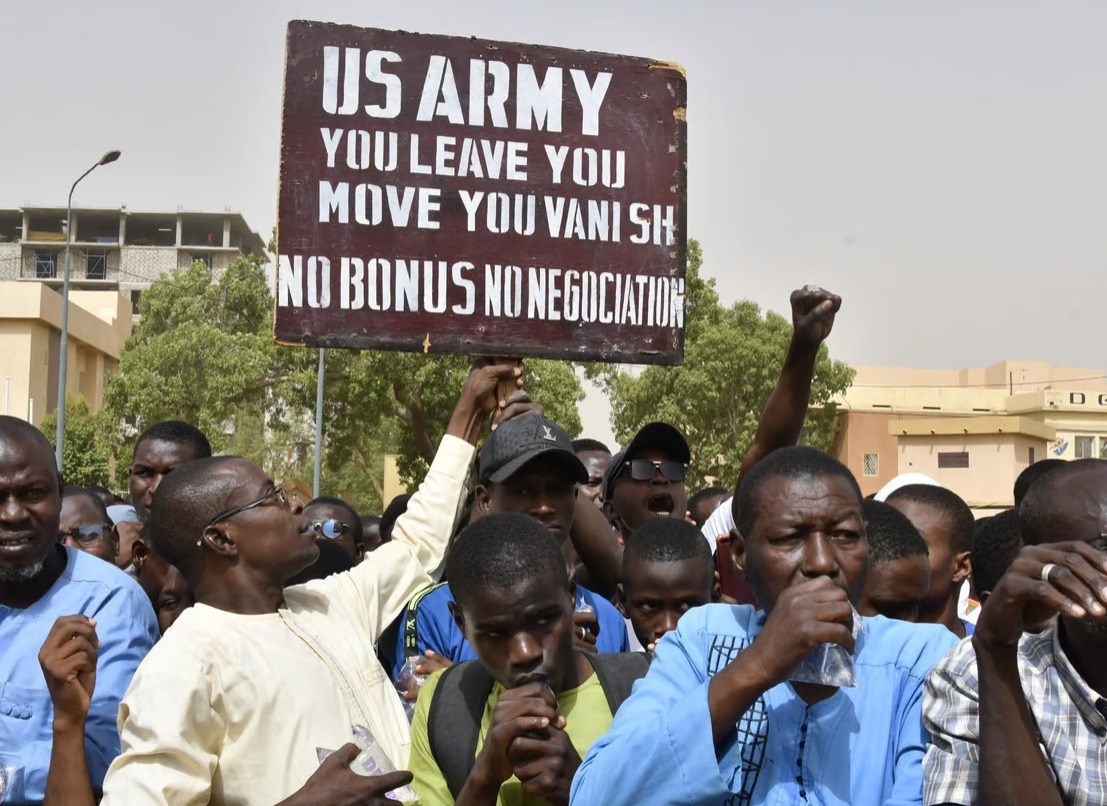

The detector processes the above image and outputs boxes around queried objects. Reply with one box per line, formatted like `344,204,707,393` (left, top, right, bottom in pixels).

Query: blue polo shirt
0,547,159,803
392,582,629,681
571,604,958,806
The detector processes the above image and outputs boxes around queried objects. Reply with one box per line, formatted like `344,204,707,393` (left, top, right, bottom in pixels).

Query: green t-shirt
408,668,613,805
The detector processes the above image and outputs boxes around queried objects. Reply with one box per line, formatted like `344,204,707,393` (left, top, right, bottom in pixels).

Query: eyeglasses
308,519,349,540
58,524,115,545
206,486,289,529
620,459,687,484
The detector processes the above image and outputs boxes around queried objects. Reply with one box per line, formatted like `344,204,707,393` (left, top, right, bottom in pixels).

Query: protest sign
276,20,687,363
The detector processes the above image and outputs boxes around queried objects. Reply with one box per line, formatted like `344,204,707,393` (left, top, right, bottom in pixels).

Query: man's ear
730,529,748,578
615,582,628,616
952,551,972,585
201,524,238,560
448,600,467,637
602,499,626,537
474,485,492,513
131,537,149,568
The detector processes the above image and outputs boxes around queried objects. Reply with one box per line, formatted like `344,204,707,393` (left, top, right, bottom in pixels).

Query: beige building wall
1007,390,1107,461
835,410,934,497
894,433,1048,509
833,360,1107,510
851,360,1106,394
0,282,131,426
0,326,34,420
27,322,56,420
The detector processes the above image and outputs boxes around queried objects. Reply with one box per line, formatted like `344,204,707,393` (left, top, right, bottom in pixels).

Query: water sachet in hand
316,724,417,802
787,605,864,688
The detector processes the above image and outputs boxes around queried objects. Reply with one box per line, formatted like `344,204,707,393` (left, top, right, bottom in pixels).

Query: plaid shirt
923,626,1107,805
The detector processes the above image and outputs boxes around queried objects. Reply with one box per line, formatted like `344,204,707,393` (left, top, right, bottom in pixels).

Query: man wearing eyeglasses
88,361,533,806
0,416,158,804
58,486,119,565
302,496,366,563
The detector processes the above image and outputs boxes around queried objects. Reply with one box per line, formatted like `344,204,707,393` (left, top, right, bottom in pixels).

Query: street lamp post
313,348,325,496
55,150,121,470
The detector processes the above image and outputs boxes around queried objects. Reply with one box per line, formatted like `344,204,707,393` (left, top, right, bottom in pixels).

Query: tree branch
406,388,437,465
353,444,385,501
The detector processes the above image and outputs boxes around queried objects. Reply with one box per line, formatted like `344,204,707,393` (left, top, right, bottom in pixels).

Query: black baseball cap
602,422,691,500
478,414,588,485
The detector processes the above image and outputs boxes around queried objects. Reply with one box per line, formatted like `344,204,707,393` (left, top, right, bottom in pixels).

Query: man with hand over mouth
572,447,958,805
408,513,646,805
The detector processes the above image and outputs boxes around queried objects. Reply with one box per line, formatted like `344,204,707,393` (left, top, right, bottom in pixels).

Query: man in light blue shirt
571,446,958,806
0,416,158,803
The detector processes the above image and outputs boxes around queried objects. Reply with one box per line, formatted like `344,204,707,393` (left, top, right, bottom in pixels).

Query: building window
1100,438,1107,460
85,250,107,280
862,453,879,477
1028,446,1035,465
938,451,970,469
33,250,57,278
191,252,213,270
1075,436,1095,459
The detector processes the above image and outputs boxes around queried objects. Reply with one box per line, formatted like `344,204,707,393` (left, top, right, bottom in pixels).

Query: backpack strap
427,660,495,799
401,581,448,661
582,651,650,715
428,652,648,798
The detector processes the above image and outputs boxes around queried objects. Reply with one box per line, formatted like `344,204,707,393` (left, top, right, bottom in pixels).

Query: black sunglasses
58,524,115,545
309,519,349,540
206,486,289,529
621,459,687,483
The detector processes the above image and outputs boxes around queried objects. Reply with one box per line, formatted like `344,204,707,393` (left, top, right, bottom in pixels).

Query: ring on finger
1041,563,1058,583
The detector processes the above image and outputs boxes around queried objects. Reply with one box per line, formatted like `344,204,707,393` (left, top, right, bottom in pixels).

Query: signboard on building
275,20,687,364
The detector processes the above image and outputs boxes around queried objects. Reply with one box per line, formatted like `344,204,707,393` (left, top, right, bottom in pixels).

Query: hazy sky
5,2,1106,443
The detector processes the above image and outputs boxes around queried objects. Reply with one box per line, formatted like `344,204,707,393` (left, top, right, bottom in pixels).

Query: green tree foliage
104,257,585,514
588,240,854,491
41,395,113,488
320,350,585,497
103,257,317,469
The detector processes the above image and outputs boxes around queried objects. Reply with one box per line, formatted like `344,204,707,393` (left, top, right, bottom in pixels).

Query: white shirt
699,496,735,553
100,435,474,806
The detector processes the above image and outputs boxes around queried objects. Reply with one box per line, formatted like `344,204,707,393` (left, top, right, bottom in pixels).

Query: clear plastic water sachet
787,605,864,688
315,724,416,802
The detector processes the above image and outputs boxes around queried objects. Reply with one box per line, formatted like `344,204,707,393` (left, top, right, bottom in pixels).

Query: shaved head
148,456,245,579
1020,458,1107,547
0,416,58,470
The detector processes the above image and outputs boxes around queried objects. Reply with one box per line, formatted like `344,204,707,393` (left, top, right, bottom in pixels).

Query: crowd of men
1,286,1104,805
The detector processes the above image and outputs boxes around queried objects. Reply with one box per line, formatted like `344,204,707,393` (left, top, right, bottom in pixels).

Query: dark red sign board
276,20,687,364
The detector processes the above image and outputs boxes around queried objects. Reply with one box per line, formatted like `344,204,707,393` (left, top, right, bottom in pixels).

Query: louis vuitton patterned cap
477,414,589,485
